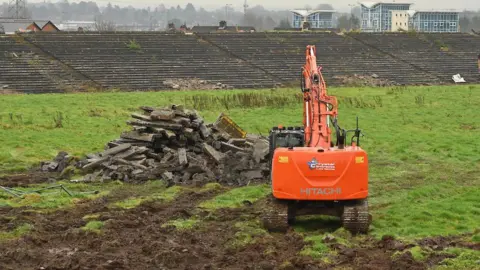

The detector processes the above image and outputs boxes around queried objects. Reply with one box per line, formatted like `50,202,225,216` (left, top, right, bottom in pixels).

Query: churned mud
0,181,476,270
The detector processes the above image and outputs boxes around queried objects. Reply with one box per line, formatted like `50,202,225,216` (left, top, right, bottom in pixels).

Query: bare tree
94,16,116,31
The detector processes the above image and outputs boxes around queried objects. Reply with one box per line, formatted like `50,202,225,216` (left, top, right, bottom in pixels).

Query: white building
290,9,336,29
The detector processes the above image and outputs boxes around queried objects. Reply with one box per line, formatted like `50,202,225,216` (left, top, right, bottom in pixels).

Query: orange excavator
262,45,370,234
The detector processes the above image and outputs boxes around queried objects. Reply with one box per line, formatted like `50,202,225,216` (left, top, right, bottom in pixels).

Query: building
290,9,335,29
391,11,410,31
408,10,459,32
191,21,255,33
360,2,412,32
0,19,59,34
41,21,60,32
360,2,460,33
57,21,96,31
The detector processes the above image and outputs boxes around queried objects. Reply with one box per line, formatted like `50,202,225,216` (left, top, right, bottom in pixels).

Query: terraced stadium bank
1,31,479,94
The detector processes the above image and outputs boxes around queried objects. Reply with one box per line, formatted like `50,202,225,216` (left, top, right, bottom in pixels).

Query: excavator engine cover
271,146,368,201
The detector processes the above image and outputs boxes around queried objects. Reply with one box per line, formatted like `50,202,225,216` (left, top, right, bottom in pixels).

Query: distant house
191,21,255,33
290,9,336,29
360,2,459,33
57,20,95,31
408,10,459,33
0,19,59,34
41,21,60,32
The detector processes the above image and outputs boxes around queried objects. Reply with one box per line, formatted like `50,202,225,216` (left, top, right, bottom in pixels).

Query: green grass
163,218,199,230
229,220,270,247
300,235,330,259
392,246,428,261
0,223,33,242
81,220,104,234
435,248,480,270
0,85,479,241
0,181,118,210
199,185,271,210
112,183,183,209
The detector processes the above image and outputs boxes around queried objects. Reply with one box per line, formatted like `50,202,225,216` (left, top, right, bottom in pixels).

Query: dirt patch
333,236,424,270
0,172,57,187
162,78,232,90
333,74,395,87
0,188,314,270
418,234,480,251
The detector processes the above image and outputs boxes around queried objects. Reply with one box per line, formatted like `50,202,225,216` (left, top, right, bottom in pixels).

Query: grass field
0,85,479,268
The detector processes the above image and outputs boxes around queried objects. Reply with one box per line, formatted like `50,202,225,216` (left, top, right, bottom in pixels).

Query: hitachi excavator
262,45,370,234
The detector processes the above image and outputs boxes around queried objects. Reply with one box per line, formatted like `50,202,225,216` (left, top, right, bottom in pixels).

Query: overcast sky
29,0,480,12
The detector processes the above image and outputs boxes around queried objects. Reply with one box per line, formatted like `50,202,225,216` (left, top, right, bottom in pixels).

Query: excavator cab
267,126,304,171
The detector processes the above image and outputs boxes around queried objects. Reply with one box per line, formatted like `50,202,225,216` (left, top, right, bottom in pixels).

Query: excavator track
341,199,370,234
261,195,289,233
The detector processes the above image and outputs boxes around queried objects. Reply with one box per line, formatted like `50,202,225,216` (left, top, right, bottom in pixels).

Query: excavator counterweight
262,45,371,234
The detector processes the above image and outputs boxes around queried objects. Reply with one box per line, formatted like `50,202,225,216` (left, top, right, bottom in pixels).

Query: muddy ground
0,176,477,270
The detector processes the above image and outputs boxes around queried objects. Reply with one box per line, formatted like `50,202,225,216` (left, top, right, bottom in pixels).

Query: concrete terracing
1,31,479,94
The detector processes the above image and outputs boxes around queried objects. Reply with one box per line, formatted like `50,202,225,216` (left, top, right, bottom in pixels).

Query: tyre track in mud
0,186,225,270
1,184,478,270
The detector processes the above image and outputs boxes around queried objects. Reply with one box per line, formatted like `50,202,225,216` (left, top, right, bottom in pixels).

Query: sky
27,0,480,12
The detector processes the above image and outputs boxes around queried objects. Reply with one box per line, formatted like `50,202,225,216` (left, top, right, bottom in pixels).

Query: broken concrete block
150,128,166,135
172,117,191,127
139,106,155,113
182,172,192,182
202,143,225,164
199,124,211,139
100,143,132,157
160,152,174,164
253,139,270,163
227,138,247,147
162,171,173,181
114,147,141,160
120,131,157,143
220,142,244,153
151,109,175,121
132,169,144,175
127,120,183,130
164,130,176,139
131,113,152,121
213,141,222,150
178,148,188,166
241,170,264,181
82,156,110,172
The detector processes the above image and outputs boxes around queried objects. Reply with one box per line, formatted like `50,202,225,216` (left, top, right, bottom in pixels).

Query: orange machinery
262,45,370,234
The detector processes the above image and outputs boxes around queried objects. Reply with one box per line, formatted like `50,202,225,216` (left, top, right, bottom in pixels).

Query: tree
337,14,350,30
316,4,334,10
459,15,470,32
264,16,276,30
278,18,291,28
168,18,182,28
471,15,480,30
94,16,116,31
350,15,360,30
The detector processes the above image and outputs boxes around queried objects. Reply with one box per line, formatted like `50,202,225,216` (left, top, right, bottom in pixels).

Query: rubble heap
42,105,271,187
162,79,232,90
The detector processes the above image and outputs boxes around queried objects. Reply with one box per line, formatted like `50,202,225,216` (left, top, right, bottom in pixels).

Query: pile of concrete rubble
162,79,232,90
40,104,271,187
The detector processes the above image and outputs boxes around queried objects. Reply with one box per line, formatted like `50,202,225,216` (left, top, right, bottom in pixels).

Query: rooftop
360,2,412,8
407,9,460,15
290,9,336,17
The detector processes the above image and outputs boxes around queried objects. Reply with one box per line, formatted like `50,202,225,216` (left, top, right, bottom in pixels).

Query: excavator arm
301,45,338,149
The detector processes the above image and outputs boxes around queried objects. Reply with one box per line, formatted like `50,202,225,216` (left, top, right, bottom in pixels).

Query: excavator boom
302,45,338,149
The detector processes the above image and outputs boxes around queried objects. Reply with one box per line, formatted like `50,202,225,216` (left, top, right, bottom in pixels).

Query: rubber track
261,196,289,232
341,199,370,234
